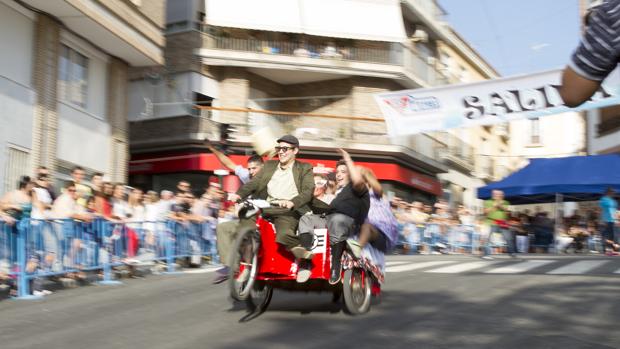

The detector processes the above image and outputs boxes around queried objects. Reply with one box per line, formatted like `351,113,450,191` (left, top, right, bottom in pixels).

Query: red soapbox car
228,200,384,315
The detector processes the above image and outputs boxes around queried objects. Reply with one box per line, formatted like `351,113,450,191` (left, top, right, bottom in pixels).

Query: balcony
129,110,221,151
476,156,495,181
432,132,475,173
195,29,449,88
22,0,165,66
211,105,448,173
405,0,446,22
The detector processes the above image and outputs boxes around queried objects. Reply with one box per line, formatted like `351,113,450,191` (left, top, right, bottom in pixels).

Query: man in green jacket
230,135,315,258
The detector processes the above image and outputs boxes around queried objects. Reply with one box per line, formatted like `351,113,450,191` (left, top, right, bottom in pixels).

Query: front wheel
228,227,260,301
246,282,273,313
342,268,372,315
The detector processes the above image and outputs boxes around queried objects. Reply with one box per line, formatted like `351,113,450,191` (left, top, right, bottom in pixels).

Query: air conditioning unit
410,29,429,43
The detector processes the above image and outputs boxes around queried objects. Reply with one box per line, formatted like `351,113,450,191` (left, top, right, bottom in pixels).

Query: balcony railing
207,35,401,65
200,30,449,87
433,132,475,168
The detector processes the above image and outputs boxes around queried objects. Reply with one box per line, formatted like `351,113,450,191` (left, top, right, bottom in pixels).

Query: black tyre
331,290,342,303
246,282,273,313
342,268,372,315
228,227,260,301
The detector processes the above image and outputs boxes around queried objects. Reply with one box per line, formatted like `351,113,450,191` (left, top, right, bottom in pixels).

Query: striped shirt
570,0,620,81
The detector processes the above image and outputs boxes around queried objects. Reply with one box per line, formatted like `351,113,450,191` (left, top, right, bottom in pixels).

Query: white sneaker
481,255,494,260
296,267,311,283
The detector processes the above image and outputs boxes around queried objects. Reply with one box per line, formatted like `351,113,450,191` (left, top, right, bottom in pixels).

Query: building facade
0,0,165,193
585,107,620,155
128,0,503,205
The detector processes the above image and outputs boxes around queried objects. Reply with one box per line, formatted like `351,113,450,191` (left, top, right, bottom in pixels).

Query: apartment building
585,107,620,155
0,0,165,193
128,0,501,204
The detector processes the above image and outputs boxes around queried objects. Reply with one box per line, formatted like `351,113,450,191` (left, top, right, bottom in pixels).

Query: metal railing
0,218,218,298
397,222,601,255
208,35,401,65
201,30,449,86
402,45,449,86
434,132,475,167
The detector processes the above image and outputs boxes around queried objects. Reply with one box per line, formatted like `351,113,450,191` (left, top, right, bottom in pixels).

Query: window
58,44,89,108
458,65,470,82
4,146,30,194
529,117,541,144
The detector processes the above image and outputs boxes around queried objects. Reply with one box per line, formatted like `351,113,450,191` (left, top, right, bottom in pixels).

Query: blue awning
477,154,620,204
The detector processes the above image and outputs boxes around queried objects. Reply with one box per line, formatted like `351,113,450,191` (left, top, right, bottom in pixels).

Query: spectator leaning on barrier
91,173,103,195
482,189,514,259
560,0,620,107
36,166,57,201
71,166,92,208
127,188,146,224
599,187,619,255
111,184,131,222
32,175,53,220
94,182,114,219
0,176,34,222
158,190,174,220
177,180,191,195
52,182,92,222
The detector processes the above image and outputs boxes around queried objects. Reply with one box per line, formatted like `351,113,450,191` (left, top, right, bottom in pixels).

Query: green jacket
236,160,315,216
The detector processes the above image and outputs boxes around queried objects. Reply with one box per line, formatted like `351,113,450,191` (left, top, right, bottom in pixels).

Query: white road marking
485,260,555,274
385,261,410,266
385,261,454,273
546,260,609,275
425,261,498,274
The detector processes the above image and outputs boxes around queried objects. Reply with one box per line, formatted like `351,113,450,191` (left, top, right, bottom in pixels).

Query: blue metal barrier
397,223,507,255
1,218,219,299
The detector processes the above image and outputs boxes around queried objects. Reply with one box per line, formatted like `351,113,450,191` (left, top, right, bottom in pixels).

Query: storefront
129,151,442,201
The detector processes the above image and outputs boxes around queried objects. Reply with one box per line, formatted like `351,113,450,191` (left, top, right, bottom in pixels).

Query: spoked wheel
342,268,372,315
228,227,260,301
246,282,273,313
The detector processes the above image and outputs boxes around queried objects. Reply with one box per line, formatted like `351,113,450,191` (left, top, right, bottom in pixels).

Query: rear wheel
228,227,260,301
246,282,273,313
342,268,372,315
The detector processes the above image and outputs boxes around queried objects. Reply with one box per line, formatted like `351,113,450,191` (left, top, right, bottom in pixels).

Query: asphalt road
1,255,619,349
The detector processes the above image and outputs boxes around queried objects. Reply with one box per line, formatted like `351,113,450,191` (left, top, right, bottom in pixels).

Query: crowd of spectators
390,196,617,256
1,158,618,295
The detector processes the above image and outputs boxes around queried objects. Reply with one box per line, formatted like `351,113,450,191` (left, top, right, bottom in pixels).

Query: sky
439,0,581,77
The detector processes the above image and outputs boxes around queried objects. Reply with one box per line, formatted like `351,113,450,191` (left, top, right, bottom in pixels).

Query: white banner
374,68,620,136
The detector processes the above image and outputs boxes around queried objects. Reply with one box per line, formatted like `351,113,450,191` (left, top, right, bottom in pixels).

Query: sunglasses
67,188,77,192
275,146,295,153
